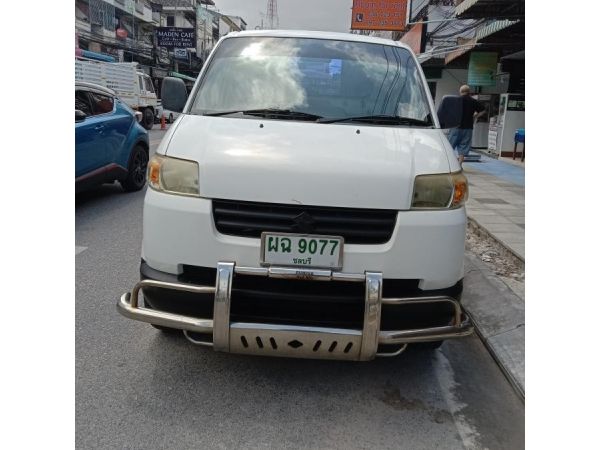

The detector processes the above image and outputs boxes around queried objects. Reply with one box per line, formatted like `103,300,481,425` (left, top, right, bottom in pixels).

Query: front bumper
142,189,467,290
117,262,473,361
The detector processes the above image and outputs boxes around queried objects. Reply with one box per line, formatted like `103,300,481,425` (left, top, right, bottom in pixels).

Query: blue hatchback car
75,82,149,193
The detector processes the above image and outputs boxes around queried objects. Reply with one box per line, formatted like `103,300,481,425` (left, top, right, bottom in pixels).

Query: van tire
142,108,154,130
121,145,148,192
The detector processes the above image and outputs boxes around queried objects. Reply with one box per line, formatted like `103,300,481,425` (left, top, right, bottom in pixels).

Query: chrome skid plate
229,323,362,360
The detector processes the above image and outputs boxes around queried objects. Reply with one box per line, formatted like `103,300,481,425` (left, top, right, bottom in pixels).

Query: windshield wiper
318,114,432,126
203,108,323,121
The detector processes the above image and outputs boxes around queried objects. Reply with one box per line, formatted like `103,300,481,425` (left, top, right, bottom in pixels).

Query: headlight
148,154,200,197
411,171,468,209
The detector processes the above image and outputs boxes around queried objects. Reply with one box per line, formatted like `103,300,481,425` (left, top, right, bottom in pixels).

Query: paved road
76,128,524,450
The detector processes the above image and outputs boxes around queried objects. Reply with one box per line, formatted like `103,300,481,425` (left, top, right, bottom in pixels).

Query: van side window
88,92,114,115
75,90,93,115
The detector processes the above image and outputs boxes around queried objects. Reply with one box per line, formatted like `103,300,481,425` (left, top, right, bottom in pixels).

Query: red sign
400,21,423,54
116,28,128,39
351,0,408,31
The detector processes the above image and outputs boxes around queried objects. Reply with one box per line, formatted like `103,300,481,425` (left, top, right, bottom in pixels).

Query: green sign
468,52,498,86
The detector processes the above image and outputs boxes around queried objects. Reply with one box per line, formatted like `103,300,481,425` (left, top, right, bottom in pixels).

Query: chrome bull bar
117,262,473,361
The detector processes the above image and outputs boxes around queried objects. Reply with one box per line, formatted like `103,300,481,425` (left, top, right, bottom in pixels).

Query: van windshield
190,36,432,125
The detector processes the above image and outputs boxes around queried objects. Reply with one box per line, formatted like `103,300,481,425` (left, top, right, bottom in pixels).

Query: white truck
75,58,158,130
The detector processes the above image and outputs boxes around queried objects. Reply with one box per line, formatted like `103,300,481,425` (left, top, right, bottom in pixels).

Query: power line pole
174,0,179,72
266,0,279,30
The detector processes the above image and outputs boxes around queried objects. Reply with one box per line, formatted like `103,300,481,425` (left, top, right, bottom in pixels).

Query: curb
462,252,525,402
467,305,525,402
468,216,525,264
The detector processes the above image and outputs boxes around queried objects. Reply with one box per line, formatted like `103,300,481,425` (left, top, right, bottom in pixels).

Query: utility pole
173,0,179,72
266,0,279,30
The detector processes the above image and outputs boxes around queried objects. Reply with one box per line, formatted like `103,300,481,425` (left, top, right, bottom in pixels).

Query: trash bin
513,128,525,161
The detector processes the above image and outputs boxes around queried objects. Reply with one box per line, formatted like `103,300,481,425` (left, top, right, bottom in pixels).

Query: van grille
212,200,397,244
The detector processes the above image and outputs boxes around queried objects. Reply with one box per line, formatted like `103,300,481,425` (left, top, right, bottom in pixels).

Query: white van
117,30,473,361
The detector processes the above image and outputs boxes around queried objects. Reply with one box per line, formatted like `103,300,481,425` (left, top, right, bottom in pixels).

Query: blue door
89,96,133,167
75,90,108,179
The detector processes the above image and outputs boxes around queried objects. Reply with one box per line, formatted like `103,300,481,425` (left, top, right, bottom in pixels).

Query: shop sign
468,52,498,86
488,127,498,152
174,48,187,59
156,27,196,48
400,21,423,54
351,0,408,31
158,47,170,64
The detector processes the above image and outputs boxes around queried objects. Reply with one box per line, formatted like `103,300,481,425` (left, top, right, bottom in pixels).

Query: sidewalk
461,154,525,399
463,155,525,261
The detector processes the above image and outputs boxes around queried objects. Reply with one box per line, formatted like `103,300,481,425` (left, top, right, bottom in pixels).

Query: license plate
260,233,344,270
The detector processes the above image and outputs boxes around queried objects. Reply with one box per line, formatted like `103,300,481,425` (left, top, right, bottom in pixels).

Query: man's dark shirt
459,95,485,129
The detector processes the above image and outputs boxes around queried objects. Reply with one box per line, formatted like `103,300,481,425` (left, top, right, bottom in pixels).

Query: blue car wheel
120,144,148,192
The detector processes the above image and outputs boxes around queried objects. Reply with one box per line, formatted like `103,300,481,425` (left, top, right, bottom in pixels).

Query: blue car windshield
189,36,432,123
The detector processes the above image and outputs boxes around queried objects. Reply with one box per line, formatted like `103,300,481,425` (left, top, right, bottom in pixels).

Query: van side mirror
75,110,87,122
161,77,188,113
437,95,463,129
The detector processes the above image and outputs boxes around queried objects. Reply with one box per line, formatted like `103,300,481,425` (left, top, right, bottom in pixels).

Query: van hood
165,114,451,210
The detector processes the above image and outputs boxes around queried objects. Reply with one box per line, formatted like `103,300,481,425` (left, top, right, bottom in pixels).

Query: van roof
222,29,412,51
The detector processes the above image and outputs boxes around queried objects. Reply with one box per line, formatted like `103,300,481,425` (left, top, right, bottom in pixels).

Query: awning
501,50,525,60
80,50,115,62
169,71,196,82
445,38,478,64
455,0,480,17
455,0,524,19
417,54,433,64
419,42,481,64
444,19,520,64
476,19,520,41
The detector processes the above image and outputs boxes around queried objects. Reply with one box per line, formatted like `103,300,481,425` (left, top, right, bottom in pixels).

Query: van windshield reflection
191,37,432,125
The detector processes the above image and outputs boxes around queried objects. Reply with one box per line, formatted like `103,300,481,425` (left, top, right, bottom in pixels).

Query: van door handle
94,125,105,132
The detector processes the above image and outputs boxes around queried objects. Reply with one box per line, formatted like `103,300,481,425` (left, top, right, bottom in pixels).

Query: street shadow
75,183,124,206
75,183,146,209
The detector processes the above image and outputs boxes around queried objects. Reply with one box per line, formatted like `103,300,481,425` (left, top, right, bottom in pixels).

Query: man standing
448,85,486,165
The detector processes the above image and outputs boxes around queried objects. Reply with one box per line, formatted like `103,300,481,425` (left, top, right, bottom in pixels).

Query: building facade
76,0,157,69
396,0,525,155
76,0,247,89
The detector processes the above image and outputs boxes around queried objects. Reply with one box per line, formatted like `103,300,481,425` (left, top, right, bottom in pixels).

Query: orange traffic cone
160,114,166,130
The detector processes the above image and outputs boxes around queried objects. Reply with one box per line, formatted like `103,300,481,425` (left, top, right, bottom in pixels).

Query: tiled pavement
463,155,525,261
462,155,525,397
